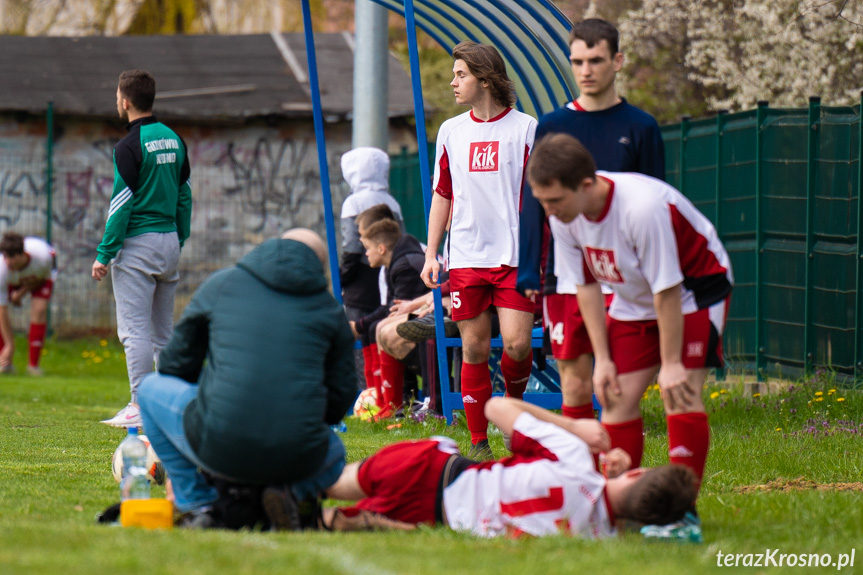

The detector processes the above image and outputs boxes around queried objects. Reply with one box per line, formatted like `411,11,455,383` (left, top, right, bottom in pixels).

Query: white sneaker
0,364,15,374
101,403,141,427
27,366,43,376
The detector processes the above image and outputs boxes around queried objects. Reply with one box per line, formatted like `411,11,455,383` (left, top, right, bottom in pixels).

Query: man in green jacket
93,69,193,427
137,229,357,528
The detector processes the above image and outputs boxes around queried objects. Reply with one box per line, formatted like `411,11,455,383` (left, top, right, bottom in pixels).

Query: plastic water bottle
119,427,151,500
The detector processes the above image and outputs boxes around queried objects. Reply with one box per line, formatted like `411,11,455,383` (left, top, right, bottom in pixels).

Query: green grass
1,337,862,574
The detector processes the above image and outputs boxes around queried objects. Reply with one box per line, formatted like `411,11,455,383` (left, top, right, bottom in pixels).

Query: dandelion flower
815,391,823,396
775,428,782,431
815,397,824,402
720,389,728,394
710,392,720,399
836,397,846,402
99,339,108,347
753,393,761,398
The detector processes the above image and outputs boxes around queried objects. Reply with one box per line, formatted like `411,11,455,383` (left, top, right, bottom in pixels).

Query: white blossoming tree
613,0,863,121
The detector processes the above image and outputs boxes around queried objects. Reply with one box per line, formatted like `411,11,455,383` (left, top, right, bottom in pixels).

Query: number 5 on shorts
452,291,461,309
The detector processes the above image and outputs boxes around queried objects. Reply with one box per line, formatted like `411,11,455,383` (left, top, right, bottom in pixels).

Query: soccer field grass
0,337,861,574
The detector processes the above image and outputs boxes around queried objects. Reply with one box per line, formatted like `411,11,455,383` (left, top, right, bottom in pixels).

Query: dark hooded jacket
354,233,429,335
158,238,356,484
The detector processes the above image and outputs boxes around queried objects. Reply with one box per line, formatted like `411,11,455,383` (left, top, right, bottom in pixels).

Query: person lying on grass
268,397,697,537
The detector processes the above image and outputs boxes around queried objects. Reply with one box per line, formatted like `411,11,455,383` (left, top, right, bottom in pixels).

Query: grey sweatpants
111,232,180,403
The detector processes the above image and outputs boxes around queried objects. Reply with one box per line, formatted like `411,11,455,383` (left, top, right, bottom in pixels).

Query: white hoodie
339,147,404,307
341,147,403,229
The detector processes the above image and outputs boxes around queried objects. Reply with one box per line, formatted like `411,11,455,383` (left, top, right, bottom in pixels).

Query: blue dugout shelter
300,0,580,423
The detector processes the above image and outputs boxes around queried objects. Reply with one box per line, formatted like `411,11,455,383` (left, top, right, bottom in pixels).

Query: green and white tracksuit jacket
96,116,192,264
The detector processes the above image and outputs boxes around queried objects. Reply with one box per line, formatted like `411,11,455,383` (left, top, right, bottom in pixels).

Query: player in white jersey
321,397,697,537
0,232,57,375
421,42,538,459
528,134,733,517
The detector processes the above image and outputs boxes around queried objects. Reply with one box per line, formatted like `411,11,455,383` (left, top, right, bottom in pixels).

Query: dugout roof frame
300,0,576,422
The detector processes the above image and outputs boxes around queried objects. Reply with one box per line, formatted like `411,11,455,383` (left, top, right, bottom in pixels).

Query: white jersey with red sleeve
0,237,56,306
551,171,733,321
433,108,537,269
443,412,615,539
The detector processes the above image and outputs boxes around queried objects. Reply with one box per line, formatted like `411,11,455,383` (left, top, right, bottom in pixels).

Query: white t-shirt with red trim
443,412,615,539
433,108,537,269
551,171,733,321
0,237,56,306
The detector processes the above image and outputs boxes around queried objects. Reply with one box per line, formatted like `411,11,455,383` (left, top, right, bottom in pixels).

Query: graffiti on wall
0,116,360,331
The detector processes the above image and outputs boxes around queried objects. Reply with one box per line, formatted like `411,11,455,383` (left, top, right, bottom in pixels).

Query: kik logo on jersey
585,247,623,284
469,141,499,172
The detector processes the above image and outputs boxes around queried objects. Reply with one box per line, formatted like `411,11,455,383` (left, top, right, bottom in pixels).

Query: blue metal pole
405,0,454,422
301,0,342,301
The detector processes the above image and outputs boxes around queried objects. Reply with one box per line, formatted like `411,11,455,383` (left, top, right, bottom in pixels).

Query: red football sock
603,418,644,468
501,351,532,400
369,343,384,407
361,345,376,389
667,412,710,491
28,323,46,368
562,403,595,420
461,361,492,444
378,350,405,411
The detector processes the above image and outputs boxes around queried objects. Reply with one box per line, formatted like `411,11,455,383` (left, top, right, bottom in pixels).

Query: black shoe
176,506,222,529
261,486,301,531
396,315,459,342
468,439,494,461
297,495,322,531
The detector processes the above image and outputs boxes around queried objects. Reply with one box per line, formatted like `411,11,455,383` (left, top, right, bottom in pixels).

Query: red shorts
609,297,730,374
448,266,534,321
543,292,613,360
352,439,454,525
7,279,54,301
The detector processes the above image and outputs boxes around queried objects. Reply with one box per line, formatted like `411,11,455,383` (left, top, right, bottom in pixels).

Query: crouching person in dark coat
137,228,357,530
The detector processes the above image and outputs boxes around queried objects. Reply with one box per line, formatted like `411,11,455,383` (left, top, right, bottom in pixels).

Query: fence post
715,110,727,381
755,101,768,381
804,96,820,375
45,101,54,335
679,116,690,195
855,91,863,381
45,102,54,245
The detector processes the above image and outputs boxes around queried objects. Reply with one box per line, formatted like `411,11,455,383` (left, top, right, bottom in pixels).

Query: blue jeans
138,372,347,512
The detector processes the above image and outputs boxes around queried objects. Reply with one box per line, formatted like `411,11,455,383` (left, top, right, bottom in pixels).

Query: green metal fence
661,96,863,383
389,142,435,243
386,97,863,383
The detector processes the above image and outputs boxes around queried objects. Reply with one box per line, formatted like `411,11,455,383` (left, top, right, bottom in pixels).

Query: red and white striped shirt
444,412,615,539
551,171,733,321
0,237,56,306
433,108,537,269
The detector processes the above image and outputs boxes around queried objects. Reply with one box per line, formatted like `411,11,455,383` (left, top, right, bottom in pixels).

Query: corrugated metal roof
0,33,417,121
371,0,575,117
